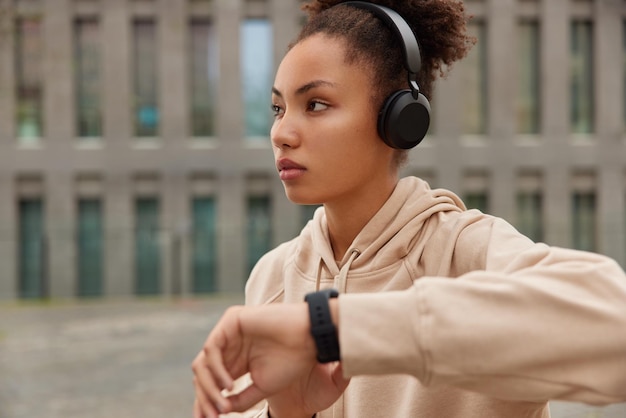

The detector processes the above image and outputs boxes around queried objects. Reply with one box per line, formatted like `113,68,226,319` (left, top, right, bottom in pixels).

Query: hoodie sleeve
220,404,269,418
338,215,626,405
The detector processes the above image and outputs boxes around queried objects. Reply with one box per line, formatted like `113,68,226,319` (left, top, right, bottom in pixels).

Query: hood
294,177,466,292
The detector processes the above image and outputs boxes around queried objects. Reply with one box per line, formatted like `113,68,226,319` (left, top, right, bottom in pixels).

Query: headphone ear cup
378,89,431,149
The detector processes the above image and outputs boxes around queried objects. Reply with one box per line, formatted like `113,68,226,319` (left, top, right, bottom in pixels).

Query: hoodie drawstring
314,248,361,294
333,250,359,418
335,249,360,294
314,258,324,292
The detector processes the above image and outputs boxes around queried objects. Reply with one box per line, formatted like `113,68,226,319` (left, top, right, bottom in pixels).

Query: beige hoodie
233,176,626,418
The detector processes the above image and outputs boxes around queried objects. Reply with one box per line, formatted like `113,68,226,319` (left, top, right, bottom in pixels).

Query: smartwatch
304,288,340,363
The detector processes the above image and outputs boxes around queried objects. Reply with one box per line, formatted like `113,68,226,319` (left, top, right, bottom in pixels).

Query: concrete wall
0,0,624,300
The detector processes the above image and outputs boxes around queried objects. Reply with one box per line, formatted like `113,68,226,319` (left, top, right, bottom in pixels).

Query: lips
277,158,305,171
277,158,306,181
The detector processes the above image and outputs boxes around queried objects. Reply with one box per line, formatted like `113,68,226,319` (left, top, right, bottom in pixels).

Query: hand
191,303,349,418
267,362,349,418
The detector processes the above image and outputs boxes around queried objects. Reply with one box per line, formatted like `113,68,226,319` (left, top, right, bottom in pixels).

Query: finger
193,398,205,418
226,383,267,412
195,368,231,414
193,358,231,416
194,377,221,418
331,363,351,392
204,340,235,391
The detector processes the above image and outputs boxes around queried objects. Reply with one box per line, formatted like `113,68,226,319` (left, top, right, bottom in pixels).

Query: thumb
331,363,351,392
225,383,267,412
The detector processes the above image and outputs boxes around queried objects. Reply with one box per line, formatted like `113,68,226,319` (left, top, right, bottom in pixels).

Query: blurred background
0,0,625,417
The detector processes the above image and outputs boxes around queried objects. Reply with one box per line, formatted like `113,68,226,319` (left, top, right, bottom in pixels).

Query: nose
270,111,300,150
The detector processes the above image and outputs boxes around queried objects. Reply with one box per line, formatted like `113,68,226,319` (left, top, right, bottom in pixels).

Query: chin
284,188,323,206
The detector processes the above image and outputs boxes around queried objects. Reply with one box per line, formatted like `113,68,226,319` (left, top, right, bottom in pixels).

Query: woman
192,1,626,417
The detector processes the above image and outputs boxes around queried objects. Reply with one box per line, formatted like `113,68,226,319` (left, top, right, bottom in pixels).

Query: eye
271,104,284,117
308,100,329,112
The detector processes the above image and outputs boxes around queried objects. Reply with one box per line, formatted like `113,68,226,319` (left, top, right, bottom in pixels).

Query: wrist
268,404,315,418
267,388,315,418
304,289,341,363
329,298,339,331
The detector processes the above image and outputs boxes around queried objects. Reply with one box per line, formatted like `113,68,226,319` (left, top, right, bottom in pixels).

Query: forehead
274,34,365,92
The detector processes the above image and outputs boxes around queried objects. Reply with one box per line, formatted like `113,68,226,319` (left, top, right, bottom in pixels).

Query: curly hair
289,0,474,166
295,0,474,102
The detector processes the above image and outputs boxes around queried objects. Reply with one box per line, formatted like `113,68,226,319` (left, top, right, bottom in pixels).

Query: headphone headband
341,1,422,75
336,1,431,149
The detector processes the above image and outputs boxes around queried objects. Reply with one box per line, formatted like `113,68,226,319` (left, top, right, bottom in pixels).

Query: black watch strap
304,288,340,363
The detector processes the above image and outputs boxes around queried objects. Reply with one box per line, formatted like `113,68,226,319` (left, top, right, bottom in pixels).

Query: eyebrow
271,80,337,98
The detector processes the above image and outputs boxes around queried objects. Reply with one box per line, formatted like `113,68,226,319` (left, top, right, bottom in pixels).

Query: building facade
0,0,624,301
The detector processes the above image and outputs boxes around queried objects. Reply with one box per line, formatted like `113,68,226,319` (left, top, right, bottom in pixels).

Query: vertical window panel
464,193,489,213
241,19,273,138
572,192,596,251
15,17,43,141
75,18,102,138
18,199,44,299
623,20,626,131
462,22,487,135
301,205,320,228
135,198,161,295
516,192,543,242
247,196,271,275
77,199,103,297
190,19,219,137
517,20,541,135
192,197,216,293
570,20,594,134
133,19,159,137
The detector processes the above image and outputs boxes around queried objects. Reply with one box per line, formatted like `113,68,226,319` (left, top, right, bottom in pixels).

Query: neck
325,176,398,261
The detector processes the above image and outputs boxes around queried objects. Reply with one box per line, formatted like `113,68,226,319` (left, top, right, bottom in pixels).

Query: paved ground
0,296,624,418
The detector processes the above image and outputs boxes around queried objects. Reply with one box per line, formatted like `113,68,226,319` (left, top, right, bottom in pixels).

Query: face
271,34,397,206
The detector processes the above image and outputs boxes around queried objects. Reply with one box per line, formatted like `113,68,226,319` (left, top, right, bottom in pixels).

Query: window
241,19,273,138
247,196,272,274
301,205,321,228
570,20,594,134
77,199,103,297
516,173,544,243
464,193,489,213
75,18,102,138
192,197,217,293
623,19,626,131
15,17,43,141
190,19,219,137
517,20,540,135
18,198,44,299
133,19,159,137
464,173,489,213
516,192,543,242
135,198,161,295
572,192,596,251
462,21,487,135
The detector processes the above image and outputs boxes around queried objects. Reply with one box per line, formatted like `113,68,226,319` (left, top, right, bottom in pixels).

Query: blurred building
0,0,624,301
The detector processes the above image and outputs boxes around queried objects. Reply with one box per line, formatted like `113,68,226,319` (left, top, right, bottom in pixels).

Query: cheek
327,112,378,147
307,108,385,167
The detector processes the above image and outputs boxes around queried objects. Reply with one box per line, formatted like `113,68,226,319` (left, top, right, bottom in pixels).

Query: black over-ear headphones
341,1,431,149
